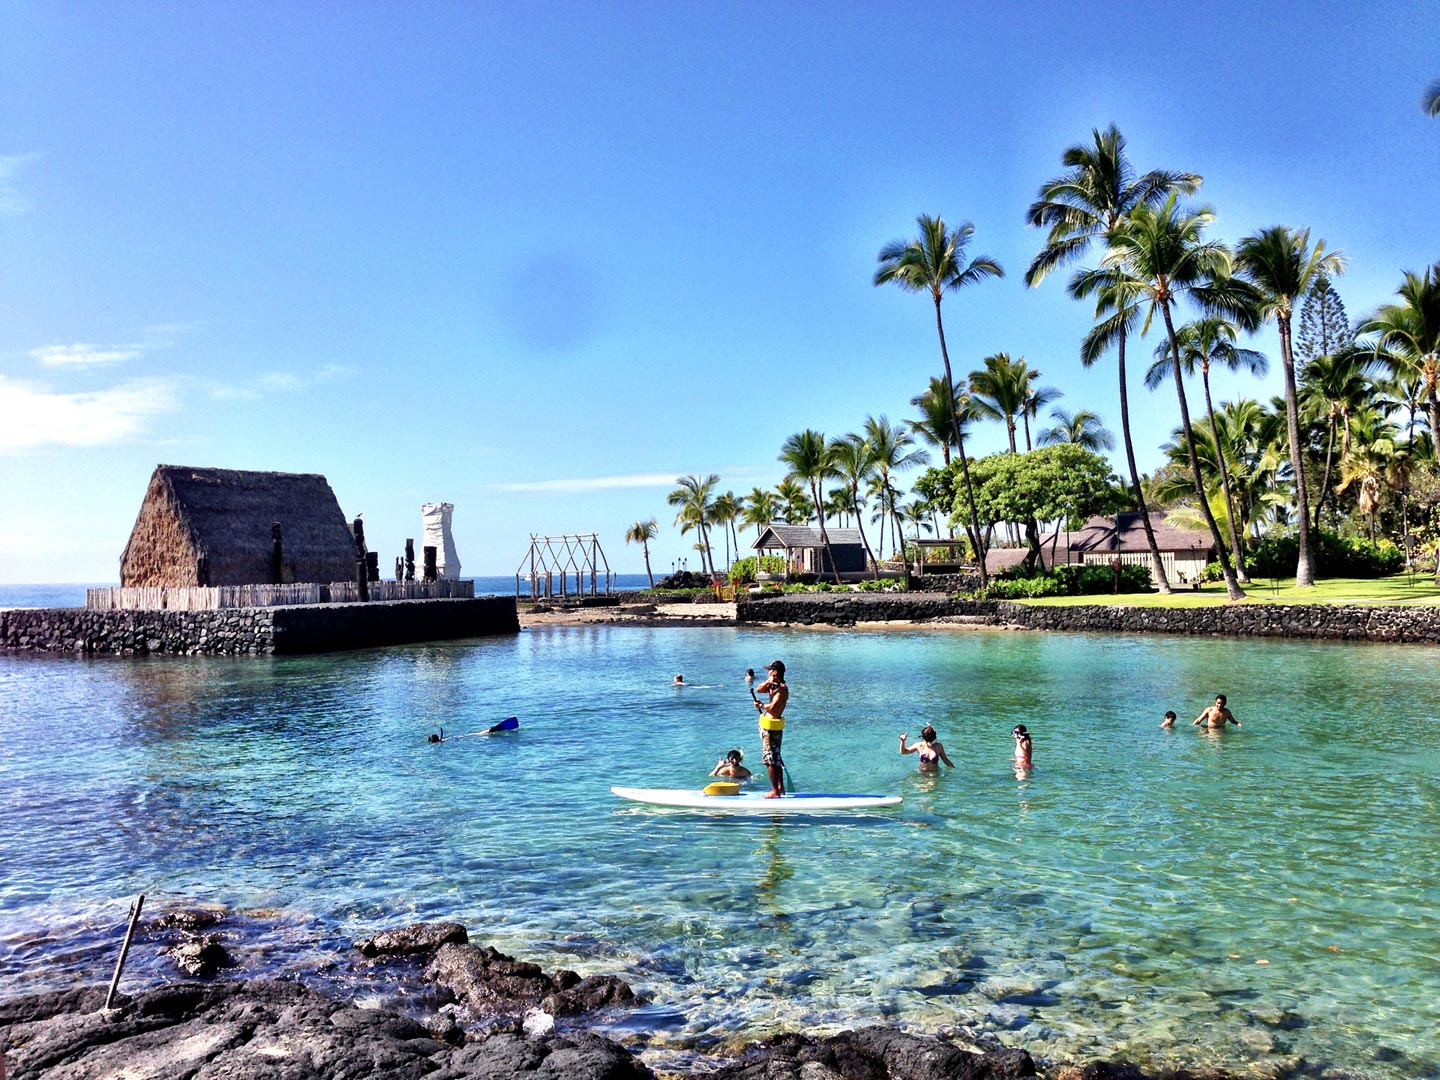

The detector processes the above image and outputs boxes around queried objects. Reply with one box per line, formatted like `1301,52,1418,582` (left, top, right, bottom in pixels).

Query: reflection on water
2,628,1439,1080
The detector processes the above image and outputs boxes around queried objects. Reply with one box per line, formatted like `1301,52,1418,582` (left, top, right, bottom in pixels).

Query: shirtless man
1193,694,1241,729
753,660,789,798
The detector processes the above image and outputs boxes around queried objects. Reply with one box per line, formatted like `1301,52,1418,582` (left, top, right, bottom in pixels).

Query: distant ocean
0,574,658,610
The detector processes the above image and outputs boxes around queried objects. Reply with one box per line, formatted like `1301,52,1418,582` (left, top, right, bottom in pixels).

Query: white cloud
0,152,42,215
213,364,354,399
0,375,180,452
30,343,143,368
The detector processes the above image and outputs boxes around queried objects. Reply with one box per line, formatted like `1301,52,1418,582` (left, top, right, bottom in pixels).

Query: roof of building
754,524,865,550
1068,511,1214,554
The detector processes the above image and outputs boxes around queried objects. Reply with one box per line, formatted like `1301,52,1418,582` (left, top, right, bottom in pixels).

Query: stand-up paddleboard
611,786,902,813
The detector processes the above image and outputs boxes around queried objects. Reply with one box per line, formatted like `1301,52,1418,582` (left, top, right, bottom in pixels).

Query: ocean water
1,625,1437,1079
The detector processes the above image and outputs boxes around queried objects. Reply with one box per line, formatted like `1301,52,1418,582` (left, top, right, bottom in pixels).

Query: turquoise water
1,625,1437,1078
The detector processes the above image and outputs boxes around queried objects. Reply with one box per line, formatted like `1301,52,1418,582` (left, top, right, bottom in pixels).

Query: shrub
729,555,786,585
972,562,1151,599
1209,528,1406,580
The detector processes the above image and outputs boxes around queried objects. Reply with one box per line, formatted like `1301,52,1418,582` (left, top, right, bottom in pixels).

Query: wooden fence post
354,517,370,601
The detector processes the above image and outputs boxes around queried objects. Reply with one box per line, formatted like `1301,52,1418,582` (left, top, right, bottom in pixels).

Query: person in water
1193,694,1241,729
898,725,954,770
673,674,685,686
1160,710,1177,728
753,660,788,798
744,668,755,685
1013,724,1033,767
710,748,752,780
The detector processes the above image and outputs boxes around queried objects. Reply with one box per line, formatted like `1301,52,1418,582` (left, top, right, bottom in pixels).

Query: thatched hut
120,465,356,587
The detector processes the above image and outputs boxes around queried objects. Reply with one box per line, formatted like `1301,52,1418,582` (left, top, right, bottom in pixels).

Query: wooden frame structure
515,533,615,600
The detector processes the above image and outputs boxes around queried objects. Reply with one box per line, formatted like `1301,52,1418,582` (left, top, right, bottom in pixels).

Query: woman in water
1013,725,1033,768
899,726,954,771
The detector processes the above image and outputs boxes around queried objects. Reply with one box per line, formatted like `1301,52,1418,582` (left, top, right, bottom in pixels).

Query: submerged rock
424,942,640,1017
356,920,470,957
165,933,231,977
709,1027,1037,1080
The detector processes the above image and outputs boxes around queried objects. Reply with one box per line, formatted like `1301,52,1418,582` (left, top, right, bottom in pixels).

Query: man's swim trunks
761,728,783,767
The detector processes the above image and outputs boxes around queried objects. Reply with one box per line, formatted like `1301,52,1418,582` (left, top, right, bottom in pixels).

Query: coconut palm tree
828,434,880,577
908,376,964,467
1359,264,1440,463
774,478,813,525
1234,226,1346,587
1424,78,1440,117
1143,317,1269,580
1020,379,1064,452
1300,346,1382,529
1038,408,1115,451
874,215,1002,584
1104,195,1253,600
1027,125,1200,593
968,352,1032,453
779,429,842,584
742,487,779,539
666,474,718,577
624,518,659,588
710,491,741,570
862,415,930,560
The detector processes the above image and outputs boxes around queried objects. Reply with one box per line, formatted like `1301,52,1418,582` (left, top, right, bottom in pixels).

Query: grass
1016,572,1440,608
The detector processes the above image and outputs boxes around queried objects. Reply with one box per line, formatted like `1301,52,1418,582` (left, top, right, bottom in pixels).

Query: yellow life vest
758,712,785,732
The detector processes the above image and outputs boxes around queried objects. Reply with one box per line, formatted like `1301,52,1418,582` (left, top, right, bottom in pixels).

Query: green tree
711,490,741,569
774,477,813,524
624,518,659,588
1360,264,1440,463
1026,124,1200,593
779,429,842,583
1105,195,1254,600
908,376,965,467
742,487,779,539
874,215,1002,584
1038,408,1115,451
1424,78,1440,117
1234,225,1346,587
862,415,929,559
1300,346,1381,529
829,433,881,577
968,352,1036,453
1143,317,1268,580
666,473,718,577
1296,272,1352,367
964,445,1123,572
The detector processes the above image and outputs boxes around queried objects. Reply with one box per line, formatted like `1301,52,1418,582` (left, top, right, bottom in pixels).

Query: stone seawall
737,592,1440,643
0,597,519,656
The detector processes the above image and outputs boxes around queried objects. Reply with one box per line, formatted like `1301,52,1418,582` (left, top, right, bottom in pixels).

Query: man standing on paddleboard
754,660,788,798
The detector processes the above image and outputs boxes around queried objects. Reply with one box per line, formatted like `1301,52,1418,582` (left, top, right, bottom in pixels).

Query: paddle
428,716,519,743
749,687,795,792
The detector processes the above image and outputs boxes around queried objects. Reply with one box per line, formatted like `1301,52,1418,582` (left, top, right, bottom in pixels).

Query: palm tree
874,214,1002,584
1104,194,1252,600
624,518,659,587
1020,378,1064,452
1038,407,1115,451
1300,346,1381,529
908,376,964,466
829,433,880,577
779,429,842,584
1424,78,1440,117
742,487,779,539
666,474,718,577
862,415,930,560
1359,264,1440,463
1234,226,1346,587
1027,124,1200,593
1143,317,1268,580
710,491,741,570
774,478,813,524
968,352,1032,453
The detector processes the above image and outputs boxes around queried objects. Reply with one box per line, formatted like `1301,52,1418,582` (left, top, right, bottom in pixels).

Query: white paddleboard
610,786,902,813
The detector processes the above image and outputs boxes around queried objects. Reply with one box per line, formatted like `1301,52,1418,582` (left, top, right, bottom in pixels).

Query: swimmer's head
726,749,744,763
1013,725,1029,739
1215,694,1226,706
1163,711,1177,721
920,725,937,741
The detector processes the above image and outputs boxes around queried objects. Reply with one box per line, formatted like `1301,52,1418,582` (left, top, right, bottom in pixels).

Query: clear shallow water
2,625,1437,1078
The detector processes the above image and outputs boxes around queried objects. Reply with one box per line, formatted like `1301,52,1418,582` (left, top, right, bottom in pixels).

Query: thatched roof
1068,511,1214,555
120,465,357,587
754,524,864,550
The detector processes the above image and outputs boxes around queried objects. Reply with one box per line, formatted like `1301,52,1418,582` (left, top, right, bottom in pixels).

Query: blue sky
2,2,1437,582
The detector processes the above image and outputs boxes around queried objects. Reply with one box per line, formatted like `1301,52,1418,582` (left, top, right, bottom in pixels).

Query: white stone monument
420,502,462,580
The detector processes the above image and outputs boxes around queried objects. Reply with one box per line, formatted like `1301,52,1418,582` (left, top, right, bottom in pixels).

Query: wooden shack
119,465,356,587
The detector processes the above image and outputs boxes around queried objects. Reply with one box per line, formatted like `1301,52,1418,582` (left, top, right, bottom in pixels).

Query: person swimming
710,748,752,780
1160,710,1177,728
674,674,685,686
1013,724,1033,767
899,725,954,771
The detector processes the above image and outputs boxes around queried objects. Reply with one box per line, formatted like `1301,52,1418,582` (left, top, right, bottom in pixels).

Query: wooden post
271,522,284,584
104,894,145,1011
365,551,380,583
353,517,370,601
423,545,438,582
394,556,404,582
405,539,415,581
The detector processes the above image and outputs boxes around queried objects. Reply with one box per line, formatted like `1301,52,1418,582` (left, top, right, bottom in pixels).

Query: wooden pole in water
104,893,145,1011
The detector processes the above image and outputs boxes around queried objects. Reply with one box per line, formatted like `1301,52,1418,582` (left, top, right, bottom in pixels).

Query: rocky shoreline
0,909,1285,1080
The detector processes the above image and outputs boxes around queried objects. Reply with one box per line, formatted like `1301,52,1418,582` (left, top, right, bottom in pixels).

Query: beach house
753,524,868,579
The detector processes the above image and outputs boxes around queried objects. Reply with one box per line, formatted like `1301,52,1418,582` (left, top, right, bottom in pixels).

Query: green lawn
1017,573,1440,608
